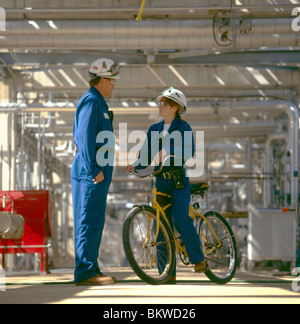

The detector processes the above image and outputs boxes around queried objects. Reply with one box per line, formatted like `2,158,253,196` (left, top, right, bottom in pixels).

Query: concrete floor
0,265,299,305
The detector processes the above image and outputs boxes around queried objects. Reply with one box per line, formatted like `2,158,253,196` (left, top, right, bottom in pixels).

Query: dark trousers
156,177,205,277
71,176,111,283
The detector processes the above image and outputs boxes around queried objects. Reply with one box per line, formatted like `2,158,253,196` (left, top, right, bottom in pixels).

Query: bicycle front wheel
198,210,237,284
122,206,176,285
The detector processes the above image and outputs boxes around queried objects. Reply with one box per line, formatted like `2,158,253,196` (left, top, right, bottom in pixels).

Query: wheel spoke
123,207,176,284
198,211,237,284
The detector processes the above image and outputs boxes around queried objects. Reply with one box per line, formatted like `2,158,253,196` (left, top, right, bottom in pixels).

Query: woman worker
126,87,207,282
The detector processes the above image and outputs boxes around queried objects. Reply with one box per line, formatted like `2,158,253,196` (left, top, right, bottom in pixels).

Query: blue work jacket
71,86,114,181
134,117,195,174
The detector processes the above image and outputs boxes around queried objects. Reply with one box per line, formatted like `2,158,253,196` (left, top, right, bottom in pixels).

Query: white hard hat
157,87,187,114
89,58,120,79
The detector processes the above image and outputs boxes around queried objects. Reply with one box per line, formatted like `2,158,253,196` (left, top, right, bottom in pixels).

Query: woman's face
158,99,178,119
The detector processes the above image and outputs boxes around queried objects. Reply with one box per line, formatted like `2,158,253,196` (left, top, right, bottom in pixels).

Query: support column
0,112,16,190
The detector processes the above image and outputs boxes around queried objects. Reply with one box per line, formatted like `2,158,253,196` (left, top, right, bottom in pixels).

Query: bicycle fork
198,215,222,255
140,203,164,248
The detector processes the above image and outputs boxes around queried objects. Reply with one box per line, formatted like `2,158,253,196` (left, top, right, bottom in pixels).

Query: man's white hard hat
157,87,187,114
89,58,120,79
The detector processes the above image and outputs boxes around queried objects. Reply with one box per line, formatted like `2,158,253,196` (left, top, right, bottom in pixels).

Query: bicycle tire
198,210,237,284
122,205,176,285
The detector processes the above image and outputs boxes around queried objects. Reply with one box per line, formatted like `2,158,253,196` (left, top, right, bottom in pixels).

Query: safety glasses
108,79,117,85
158,101,171,108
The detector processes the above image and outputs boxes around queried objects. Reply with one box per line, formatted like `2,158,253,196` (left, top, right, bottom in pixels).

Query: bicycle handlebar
129,155,182,178
129,166,163,178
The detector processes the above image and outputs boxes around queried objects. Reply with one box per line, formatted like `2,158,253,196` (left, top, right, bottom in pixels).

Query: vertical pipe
247,138,253,204
20,110,25,189
0,145,2,190
61,180,67,258
37,113,41,190
41,117,46,189
264,134,288,208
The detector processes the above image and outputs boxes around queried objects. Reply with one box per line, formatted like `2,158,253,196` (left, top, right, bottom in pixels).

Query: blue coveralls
135,117,205,276
71,86,114,283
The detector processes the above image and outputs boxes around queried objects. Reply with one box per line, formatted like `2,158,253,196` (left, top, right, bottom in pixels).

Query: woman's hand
126,165,135,174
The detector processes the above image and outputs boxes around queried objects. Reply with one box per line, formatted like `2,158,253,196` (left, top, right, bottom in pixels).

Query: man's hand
93,171,104,184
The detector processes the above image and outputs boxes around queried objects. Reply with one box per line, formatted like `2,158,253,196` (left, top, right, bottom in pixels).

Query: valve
0,212,24,239
0,196,24,240
282,207,296,213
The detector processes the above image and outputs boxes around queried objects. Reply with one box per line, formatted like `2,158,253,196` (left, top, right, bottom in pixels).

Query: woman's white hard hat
157,87,187,114
89,58,120,79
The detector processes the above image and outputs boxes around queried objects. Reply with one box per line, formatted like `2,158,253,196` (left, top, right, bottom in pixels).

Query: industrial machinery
0,191,52,273
0,194,24,240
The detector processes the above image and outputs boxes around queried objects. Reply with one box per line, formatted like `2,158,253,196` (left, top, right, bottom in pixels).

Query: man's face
100,78,116,97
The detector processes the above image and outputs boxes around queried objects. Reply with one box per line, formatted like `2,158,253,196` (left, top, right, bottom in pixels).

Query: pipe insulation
3,19,297,36
1,19,299,49
1,35,298,50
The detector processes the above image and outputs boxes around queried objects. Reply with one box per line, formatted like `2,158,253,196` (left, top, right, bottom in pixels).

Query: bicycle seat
190,183,209,197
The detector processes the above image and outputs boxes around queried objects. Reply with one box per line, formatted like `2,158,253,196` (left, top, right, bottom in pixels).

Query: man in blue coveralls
71,58,119,286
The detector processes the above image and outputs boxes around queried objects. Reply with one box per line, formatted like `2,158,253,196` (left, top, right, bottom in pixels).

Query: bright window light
28,20,40,30
246,67,270,85
47,20,59,30
168,65,189,86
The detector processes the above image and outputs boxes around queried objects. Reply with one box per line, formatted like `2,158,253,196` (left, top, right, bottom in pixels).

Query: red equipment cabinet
0,190,52,273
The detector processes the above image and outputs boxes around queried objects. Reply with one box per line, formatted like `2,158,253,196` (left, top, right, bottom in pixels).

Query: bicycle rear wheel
122,206,176,285
198,210,237,284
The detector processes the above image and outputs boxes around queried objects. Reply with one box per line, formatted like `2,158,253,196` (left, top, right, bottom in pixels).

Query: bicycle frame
189,206,223,255
125,156,237,285
148,177,222,260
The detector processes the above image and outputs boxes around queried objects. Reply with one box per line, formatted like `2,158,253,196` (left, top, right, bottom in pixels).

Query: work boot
194,260,207,273
75,274,116,286
165,276,176,285
102,274,118,284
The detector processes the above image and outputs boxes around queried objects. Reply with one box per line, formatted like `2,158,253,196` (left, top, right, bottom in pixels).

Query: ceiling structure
0,0,299,187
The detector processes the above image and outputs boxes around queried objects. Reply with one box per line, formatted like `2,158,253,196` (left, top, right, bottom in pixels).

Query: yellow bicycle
123,160,237,285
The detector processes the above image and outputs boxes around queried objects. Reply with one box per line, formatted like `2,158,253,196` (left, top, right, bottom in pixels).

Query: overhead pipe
1,35,298,50
1,19,299,50
4,3,299,15
4,19,296,36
